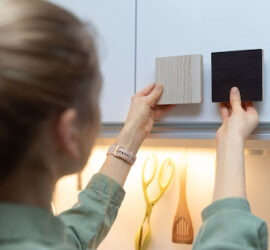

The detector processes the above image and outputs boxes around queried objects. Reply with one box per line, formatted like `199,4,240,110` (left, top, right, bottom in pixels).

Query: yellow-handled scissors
135,154,175,250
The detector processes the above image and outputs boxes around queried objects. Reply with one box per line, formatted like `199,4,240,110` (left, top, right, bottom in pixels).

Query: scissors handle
136,155,175,250
142,155,175,206
159,158,175,190
151,158,175,205
142,154,158,186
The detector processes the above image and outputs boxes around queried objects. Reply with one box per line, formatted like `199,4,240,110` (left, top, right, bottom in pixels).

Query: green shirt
0,173,268,250
193,198,268,250
0,174,125,250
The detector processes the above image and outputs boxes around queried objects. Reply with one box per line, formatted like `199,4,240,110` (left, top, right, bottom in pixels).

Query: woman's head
0,0,102,181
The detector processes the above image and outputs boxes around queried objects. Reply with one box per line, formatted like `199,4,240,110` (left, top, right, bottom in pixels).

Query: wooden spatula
172,156,193,244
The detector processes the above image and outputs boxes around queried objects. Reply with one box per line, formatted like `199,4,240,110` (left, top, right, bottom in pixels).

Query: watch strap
107,144,136,165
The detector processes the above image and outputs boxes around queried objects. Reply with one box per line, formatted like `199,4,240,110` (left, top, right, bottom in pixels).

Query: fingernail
231,87,238,95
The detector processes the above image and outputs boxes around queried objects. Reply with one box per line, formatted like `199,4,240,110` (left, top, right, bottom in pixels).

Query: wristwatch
107,144,136,165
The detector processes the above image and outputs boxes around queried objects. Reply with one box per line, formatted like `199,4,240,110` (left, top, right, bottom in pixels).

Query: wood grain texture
212,49,263,102
156,55,203,105
172,159,193,244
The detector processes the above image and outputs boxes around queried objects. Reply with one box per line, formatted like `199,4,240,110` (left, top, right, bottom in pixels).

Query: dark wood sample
212,49,263,102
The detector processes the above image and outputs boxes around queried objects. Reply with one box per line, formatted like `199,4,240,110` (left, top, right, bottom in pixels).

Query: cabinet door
47,0,135,123
136,0,270,123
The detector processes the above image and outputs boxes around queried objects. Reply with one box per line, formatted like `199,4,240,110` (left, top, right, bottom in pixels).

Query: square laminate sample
212,49,263,102
156,55,203,105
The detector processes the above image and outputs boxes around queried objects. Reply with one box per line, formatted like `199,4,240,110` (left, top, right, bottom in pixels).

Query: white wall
53,140,270,250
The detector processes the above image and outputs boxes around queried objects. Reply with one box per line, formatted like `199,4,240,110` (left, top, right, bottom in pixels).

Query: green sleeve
58,173,125,250
193,198,268,250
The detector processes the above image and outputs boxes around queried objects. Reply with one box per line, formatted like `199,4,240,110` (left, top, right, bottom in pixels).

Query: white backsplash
53,141,270,250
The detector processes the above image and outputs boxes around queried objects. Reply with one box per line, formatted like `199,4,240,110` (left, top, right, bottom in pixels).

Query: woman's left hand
115,83,175,153
216,87,259,143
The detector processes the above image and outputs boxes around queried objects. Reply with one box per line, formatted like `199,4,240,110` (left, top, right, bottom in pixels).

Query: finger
153,105,175,118
136,83,156,97
219,103,230,122
145,84,163,105
245,102,259,126
245,102,257,113
230,87,242,111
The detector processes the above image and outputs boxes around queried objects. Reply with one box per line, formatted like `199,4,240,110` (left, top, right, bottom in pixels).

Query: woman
0,1,173,249
0,0,267,250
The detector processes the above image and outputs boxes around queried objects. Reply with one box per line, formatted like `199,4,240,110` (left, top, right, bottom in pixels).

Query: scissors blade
140,222,151,250
135,210,149,250
134,224,143,250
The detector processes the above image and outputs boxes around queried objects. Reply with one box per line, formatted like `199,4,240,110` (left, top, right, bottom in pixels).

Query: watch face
108,145,135,165
120,148,134,163
117,148,129,157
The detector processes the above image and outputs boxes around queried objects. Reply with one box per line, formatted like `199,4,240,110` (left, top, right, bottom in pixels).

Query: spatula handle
179,161,187,203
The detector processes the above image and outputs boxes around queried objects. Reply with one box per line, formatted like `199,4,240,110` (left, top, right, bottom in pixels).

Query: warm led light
53,145,217,216
52,139,270,250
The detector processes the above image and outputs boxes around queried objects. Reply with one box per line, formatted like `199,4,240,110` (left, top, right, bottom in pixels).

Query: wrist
216,133,245,169
217,135,245,157
216,131,245,146
115,124,145,154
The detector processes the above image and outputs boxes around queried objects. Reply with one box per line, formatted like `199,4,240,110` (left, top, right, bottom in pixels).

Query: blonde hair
0,0,101,179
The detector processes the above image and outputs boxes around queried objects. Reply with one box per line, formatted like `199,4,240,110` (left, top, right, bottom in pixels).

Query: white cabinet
47,0,136,123
136,0,270,123
46,0,270,138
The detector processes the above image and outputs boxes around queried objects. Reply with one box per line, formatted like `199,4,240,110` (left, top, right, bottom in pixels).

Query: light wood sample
156,55,203,105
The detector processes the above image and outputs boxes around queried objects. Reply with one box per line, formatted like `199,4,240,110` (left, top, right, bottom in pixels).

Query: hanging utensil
172,153,193,244
135,154,175,250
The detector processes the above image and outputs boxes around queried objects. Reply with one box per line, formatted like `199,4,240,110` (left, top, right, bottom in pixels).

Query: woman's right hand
102,83,174,186
115,83,174,154
216,87,259,142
